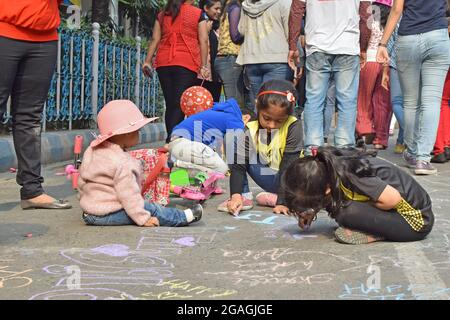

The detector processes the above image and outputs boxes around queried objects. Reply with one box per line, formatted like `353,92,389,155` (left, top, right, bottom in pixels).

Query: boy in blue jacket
169,98,248,174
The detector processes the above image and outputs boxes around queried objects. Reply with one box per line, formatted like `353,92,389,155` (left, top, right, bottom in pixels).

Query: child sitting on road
78,100,202,227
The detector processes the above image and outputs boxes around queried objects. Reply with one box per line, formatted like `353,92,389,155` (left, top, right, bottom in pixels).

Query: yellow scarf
246,116,297,171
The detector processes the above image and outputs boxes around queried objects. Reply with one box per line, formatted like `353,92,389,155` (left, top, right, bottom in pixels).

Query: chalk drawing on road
30,228,221,300
0,264,33,289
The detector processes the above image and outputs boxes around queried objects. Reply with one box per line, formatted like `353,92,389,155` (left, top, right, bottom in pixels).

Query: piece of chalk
25,233,32,238
9,168,17,173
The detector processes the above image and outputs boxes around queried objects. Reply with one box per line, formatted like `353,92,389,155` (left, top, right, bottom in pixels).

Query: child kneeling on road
78,100,202,227
169,97,249,174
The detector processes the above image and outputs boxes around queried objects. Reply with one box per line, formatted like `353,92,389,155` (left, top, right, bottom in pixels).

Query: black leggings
334,201,434,242
0,36,57,200
196,79,222,102
156,66,198,143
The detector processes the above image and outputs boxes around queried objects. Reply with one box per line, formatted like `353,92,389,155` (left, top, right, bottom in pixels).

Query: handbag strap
141,148,169,196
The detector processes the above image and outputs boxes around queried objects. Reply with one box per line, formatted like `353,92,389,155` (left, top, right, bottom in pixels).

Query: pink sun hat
90,100,158,148
374,0,392,6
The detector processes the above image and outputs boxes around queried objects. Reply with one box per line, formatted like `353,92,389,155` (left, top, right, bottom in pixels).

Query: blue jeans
245,63,293,112
304,52,360,149
215,55,244,108
324,77,336,139
390,67,405,145
83,202,188,227
242,162,280,195
397,28,450,162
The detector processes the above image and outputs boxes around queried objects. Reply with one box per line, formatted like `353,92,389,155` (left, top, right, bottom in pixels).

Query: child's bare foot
334,227,384,244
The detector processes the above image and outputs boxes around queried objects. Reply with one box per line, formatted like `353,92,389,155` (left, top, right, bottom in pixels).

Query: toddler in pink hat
78,100,202,227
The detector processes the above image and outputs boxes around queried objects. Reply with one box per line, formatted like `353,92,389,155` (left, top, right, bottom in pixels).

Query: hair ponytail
165,0,186,21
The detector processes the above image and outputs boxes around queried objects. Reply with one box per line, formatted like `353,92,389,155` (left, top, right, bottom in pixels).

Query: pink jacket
78,141,150,226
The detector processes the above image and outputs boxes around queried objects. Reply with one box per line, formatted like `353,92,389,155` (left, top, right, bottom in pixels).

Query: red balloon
180,86,213,117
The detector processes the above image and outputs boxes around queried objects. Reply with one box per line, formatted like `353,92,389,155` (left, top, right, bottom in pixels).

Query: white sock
184,209,194,223
242,192,253,200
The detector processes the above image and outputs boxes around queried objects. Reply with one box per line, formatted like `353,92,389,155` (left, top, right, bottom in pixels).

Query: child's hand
288,50,300,71
376,47,390,66
273,205,289,215
242,114,251,125
143,216,160,227
360,51,367,70
227,194,243,216
381,66,390,91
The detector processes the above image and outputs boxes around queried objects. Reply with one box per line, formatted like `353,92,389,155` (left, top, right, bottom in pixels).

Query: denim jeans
304,52,360,149
0,37,57,200
245,63,293,112
83,202,188,227
397,28,450,162
242,162,280,195
324,77,336,140
215,55,244,108
390,67,404,145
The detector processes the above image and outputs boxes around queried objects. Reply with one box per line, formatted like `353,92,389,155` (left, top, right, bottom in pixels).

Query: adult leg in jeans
390,67,405,145
304,52,332,149
215,56,244,107
333,55,360,148
0,38,58,200
334,201,432,242
397,34,422,158
157,66,197,143
261,63,294,84
323,77,336,141
415,29,450,162
245,64,264,113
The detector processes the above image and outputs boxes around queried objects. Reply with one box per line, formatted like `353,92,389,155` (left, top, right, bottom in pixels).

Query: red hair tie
311,148,318,157
257,90,296,103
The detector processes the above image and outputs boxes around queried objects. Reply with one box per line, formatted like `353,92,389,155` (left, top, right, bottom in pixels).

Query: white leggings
168,138,229,174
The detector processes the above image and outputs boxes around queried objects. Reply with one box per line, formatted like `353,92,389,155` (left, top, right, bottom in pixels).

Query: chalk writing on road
340,283,450,300
204,248,358,287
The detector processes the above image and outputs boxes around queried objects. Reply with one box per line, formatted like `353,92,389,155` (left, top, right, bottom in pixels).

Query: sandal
334,227,384,245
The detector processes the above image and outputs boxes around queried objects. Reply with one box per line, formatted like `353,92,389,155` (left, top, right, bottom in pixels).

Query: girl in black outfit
283,147,434,244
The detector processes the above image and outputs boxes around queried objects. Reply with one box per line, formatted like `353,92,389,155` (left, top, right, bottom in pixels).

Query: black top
344,157,433,226
229,120,303,205
398,0,448,36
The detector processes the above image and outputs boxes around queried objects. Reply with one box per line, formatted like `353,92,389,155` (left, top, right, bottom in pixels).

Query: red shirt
0,0,62,42
154,4,202,73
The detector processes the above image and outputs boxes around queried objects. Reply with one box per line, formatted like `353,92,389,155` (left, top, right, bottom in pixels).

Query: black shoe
431,152,447,163
445,147,450,161
191,204,203,223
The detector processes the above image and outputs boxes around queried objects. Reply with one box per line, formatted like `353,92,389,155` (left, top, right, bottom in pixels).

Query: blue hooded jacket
172,98,244,148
